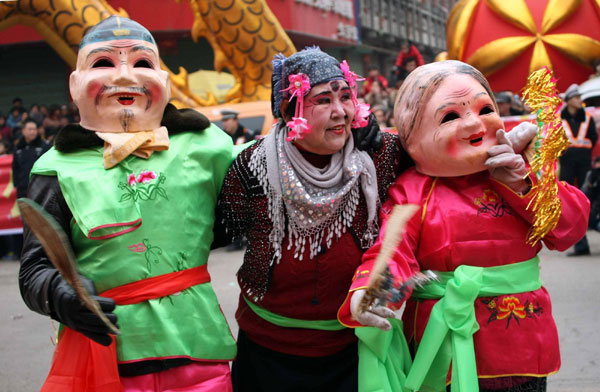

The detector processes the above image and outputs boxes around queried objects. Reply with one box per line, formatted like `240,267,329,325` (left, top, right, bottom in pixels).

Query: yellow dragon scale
0,0,297,106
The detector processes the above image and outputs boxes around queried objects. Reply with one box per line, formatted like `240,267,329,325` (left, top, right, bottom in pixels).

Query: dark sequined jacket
218,132,413,356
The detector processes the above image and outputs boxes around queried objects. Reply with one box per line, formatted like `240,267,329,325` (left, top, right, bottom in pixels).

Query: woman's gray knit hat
271,47,344,118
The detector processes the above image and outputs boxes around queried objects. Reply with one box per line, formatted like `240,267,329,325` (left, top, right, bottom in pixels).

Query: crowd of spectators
0,97,79,154
0,97,75,259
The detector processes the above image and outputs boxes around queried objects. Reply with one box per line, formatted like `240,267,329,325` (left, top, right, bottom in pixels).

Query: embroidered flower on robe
128,173,137,187
128,243,147,253
497,296,527,320
137,170,157,184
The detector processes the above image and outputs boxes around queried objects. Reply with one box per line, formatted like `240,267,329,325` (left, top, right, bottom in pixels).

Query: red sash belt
41,265,211,392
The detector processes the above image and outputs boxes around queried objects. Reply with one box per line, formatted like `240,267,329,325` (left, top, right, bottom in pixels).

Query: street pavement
1,231,599,391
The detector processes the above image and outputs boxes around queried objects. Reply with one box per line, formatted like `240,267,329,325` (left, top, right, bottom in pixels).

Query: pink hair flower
282,73,311,100
352,103,371,128
286,117,312,141
137,170,157,184
281,73,312,141
127,172,137,187
340,60,364,89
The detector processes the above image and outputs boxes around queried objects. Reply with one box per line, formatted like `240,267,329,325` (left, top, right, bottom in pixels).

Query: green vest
31,125,237,362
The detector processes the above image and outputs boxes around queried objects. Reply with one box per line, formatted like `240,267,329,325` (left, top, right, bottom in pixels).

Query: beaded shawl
249,123,379,263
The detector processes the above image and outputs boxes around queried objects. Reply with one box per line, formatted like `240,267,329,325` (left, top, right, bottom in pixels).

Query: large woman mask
69,16,170,133
394,61,504,177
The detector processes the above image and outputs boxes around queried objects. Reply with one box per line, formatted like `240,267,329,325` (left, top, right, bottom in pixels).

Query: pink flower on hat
282,73,311,100
341,59,369,129
352,103,371,128
340,60,363,89
281,73,312,141
286,117,312,141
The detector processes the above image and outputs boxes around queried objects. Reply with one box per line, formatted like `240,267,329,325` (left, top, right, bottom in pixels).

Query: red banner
0,155,23,235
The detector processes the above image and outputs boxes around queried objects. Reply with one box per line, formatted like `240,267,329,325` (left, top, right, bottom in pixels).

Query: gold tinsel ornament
521,67,571,245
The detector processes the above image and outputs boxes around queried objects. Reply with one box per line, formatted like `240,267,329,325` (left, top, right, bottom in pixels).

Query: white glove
486,130,531,194
505,122,537,154
350,289,396,331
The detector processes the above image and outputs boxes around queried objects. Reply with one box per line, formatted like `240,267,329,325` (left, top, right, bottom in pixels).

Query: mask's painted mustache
96,86,152,110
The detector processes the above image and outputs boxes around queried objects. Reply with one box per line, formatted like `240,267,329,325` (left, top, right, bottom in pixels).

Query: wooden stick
358,204,419,313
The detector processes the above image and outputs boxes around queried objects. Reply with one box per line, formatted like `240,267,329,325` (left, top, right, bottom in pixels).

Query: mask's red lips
110,92,142,106
464,131,485,146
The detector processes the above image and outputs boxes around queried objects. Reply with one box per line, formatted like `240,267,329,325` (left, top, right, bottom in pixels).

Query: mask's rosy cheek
447,137,458,157
148,83,165,104
86,81,103,101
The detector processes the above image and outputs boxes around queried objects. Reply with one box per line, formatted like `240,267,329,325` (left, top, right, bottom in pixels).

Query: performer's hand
505,122,537,154
350,289,396,331
352,112,384,155
48,273,118,346
486,130,531,194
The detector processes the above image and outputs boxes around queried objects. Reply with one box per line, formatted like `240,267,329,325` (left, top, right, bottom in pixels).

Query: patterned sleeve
217,142,260,243
373,132,414,204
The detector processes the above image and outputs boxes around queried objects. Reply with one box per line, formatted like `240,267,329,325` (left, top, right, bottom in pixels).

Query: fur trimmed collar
54,103,210,153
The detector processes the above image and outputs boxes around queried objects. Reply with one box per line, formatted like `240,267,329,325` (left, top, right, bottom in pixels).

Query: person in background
42,104,61,141
12,119,50,199
0,115,12,146
60,104,69,119
402,56,419,74
582,157,600,232
0,139,19,260
560,84,598,256
10,120,50,262
220,109,257,145
364,80,391,112
395,41,424,76
6,107,22,130
39,104,49,118
495,91,524,117
372,105,388,129
0,140,9,155
11,97,24,111
361,65,389,97
67,101,80,123
29,104,44,126
37,122,47,142
495,92,513,117
588,58,600,80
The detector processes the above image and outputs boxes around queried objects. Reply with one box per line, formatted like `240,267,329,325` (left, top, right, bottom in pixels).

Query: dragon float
0,0,297,107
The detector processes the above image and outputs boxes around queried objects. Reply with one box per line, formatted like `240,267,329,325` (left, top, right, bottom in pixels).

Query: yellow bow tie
96,127,170,169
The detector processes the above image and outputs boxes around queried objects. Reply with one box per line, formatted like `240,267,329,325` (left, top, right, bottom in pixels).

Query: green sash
356,319,413,392
404,257,542,392
244,296,412,391
243,296,345,330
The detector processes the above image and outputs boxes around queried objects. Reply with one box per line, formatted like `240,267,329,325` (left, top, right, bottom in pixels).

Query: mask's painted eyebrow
474,92,488,99
131,45,156,55
435,102,457,117
86,46,115,59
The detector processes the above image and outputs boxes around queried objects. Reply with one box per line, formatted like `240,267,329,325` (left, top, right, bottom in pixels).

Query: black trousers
232,330,358,392
446,377,547,392
560,157,591,252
